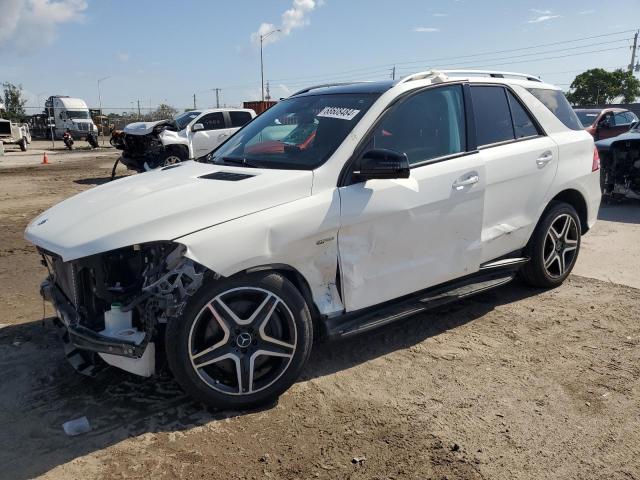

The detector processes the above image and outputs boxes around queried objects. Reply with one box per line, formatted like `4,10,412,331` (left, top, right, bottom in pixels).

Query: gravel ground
0,155,639,480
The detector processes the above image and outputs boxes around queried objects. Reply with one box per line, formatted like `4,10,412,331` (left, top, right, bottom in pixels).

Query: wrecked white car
116,109,255,172
26,71,601,409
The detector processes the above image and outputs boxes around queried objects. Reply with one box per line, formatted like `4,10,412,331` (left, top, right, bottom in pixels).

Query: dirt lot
1,155,639,480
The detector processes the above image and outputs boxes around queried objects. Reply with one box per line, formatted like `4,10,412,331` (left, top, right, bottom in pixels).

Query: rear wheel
521,201,581,288
166,272,313,409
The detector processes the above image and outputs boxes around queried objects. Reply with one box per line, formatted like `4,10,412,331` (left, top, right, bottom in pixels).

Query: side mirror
192,123,204,132
355,149,410,181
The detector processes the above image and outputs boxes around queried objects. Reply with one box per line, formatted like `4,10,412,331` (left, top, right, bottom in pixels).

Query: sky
1,0,639,115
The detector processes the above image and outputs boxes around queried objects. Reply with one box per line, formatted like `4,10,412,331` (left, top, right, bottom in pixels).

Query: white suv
25,70,601,409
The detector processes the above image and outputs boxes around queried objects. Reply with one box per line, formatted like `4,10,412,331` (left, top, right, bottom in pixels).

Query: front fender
177,188,344,316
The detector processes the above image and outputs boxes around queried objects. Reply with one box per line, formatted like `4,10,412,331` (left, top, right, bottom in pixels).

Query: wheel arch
164,143,189,158
240,264,325,334
548,189,589,234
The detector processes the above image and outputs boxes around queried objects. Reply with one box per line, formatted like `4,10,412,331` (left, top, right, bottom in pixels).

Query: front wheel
159,148,187,167
166,272,313,409
19,139,27,151
521,201,581,288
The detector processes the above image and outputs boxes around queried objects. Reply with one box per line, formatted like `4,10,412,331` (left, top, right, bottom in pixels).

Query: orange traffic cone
41,152,49,165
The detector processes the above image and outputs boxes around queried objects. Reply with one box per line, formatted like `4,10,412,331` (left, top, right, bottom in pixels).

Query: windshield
207,93,378,170
66,110,90,120
575,110,601,128
174,111,201,130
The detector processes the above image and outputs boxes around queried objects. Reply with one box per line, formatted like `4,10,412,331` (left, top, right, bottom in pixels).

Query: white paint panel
25,161,312,261
179,187,343,316
338,153,485,311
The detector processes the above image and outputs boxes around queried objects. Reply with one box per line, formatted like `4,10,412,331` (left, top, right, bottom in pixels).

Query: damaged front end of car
601,139,640,200
116,120,177,172
40,242,206,376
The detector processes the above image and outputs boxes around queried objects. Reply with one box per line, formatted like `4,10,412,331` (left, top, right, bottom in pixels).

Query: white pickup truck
118,108,256,171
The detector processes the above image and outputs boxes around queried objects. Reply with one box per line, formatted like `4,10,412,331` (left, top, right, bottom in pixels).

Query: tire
19,139,27,152
159,148,187,167
520,201,581,288
166,271,313,409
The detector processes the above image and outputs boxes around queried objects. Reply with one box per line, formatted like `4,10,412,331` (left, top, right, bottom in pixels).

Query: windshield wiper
218,156,262,168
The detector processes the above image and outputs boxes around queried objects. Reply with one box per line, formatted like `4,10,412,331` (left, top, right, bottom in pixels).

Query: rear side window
230,111,253,127
470,86,514,146
527,88,583,130
507,91,540,138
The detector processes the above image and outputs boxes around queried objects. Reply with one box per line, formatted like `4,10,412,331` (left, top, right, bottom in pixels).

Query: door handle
536,151,554,167
218,133,228,139
452,175,479,190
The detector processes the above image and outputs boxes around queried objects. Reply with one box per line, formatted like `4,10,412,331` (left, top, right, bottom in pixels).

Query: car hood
25,161,313,261
123,119,172,136
595,131,640,150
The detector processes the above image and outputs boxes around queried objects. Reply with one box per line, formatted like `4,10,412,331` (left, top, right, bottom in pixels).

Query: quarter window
470,86,514,146
198,112,225,130
527,88,583,131
507,91,540,138
371,85,466,165
230,111,253,127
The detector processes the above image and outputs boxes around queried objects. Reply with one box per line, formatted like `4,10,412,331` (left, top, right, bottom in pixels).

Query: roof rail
397,70,441,84
290,82,367,97
440,70,543,82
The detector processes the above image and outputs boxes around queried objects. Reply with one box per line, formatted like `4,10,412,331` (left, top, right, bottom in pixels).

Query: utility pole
265,81,271,101
97,76,110,146
137,99,141,119
212,88,221,108
193,93,197,110
391,65,396,80
260,29,281,102
630,30,639,72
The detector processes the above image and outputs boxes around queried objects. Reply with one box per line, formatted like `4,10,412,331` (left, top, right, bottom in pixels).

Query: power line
266,28,636,84
395,40,631,73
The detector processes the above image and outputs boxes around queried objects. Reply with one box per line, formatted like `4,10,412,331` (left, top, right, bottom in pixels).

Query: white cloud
116,51,130,62
0,0,88,52
432,13,448,17
579,9,595,15
414,27,440,33
251,0,319,46
527,9,561,24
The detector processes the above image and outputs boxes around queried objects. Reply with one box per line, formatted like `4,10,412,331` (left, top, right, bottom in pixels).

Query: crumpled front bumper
40,278,147,359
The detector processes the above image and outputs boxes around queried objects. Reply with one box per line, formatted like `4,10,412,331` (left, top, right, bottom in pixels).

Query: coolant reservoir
103,303,132,334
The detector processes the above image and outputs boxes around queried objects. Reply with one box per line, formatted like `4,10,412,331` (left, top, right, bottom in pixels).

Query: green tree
2,82,27,121
566,68,640,106
153,103,178,120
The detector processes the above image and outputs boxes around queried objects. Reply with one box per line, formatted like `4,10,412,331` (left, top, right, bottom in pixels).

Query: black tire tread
165,271,313,410
520,201,581,288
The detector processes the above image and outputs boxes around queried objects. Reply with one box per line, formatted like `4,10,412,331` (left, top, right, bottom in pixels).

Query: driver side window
198,112,225,131
371,85,466,165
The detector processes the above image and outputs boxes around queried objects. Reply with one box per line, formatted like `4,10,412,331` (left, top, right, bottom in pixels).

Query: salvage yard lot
1,154,639,480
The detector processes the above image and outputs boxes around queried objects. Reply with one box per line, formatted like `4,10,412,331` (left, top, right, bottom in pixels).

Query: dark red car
574,108,639,140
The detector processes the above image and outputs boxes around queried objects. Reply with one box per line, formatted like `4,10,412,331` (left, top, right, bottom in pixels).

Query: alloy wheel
163,155,181,166
543,213,579,278
188,287,297,396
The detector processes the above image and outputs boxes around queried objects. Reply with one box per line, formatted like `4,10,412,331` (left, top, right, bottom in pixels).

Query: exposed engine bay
117,120,175,158
601,139,640,200
40,242,206,376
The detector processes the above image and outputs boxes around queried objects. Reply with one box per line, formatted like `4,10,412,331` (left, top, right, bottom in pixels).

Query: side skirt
322,259,527,340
